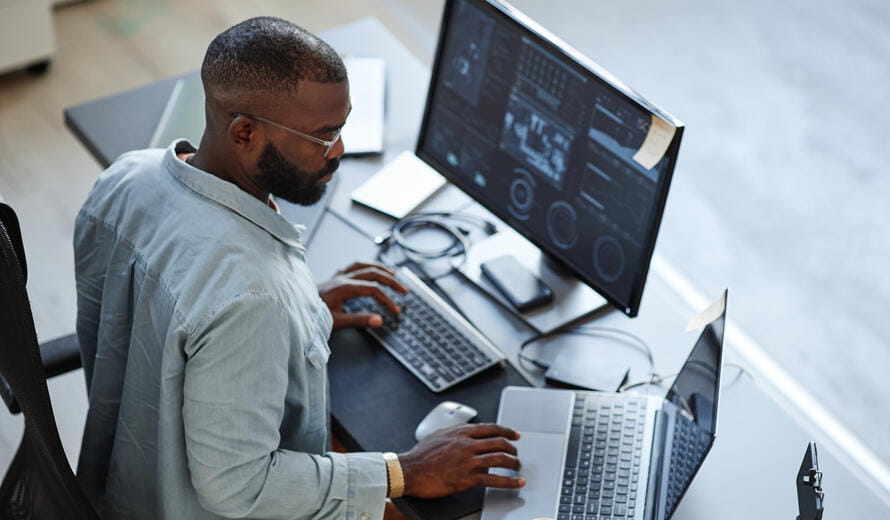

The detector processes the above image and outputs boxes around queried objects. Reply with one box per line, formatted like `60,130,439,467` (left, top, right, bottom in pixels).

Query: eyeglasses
230,112,342,158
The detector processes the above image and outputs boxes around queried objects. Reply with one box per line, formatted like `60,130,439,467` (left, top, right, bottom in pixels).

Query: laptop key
565,426,582,467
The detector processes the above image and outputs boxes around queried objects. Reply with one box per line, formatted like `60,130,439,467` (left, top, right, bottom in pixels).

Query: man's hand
318,262,408,329
398,423,525,498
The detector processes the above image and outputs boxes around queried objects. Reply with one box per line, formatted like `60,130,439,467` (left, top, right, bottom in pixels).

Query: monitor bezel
415,0,684,317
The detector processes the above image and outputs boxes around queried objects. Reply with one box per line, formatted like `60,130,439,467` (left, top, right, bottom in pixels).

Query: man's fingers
333,312,383,329
472,473,526,489
358,285,401,314
341,262,396,276
463,423,521,440
349,269,409,294
472,437,517,456
472,453,521,471
328,283,401,314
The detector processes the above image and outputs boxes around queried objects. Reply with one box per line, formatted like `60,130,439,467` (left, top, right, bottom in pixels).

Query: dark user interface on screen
417,0,679,314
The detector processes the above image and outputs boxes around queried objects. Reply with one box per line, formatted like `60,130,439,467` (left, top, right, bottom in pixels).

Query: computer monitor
416,0,684,317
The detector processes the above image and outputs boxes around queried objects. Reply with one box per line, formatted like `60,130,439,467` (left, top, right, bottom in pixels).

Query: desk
64,17,890,520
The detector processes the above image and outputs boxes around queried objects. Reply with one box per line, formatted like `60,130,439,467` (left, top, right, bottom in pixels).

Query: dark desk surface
64,16,890,520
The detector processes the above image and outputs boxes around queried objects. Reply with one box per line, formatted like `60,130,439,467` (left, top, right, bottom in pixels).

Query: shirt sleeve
182,291,387,520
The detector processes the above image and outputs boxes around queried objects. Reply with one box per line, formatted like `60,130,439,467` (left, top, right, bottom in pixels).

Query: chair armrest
1,333,82,415
39,333,82,379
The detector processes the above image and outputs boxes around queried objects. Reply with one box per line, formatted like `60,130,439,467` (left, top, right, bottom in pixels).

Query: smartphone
480,255,554,312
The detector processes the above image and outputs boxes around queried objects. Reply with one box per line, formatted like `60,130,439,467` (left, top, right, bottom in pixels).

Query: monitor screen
416,0,684,316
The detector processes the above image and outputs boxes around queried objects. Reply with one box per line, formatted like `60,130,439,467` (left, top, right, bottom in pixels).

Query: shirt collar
164,140,306,251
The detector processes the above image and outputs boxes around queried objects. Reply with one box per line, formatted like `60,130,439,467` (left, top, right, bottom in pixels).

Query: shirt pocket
304,339,330,369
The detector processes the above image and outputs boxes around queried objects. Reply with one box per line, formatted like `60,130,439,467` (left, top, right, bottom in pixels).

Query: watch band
382,452,405,498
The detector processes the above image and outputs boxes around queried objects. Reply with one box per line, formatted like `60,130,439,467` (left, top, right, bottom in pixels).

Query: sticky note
685,291,727,332
632,114,676,170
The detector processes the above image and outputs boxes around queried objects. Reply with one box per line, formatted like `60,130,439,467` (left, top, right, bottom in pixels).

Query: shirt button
360,513,370,520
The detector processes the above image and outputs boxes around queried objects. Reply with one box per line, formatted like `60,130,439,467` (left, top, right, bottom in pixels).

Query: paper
351,151,446,218
341,56,385,155
632,114,676,170
685,290,727,332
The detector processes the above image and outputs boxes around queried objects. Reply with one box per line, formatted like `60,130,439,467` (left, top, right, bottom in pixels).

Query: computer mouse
414,401,478,441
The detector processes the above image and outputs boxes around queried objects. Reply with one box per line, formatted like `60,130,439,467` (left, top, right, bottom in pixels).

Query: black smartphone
480,255,554,312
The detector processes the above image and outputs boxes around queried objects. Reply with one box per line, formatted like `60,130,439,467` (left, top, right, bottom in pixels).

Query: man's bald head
201,16,346,108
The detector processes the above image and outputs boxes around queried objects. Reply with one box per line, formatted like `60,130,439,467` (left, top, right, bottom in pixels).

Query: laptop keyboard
664,415,711,517
342,268,505,393
559,394,648,520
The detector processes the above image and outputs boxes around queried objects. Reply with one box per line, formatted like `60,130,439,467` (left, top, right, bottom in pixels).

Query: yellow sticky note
632,114,676,170
685,291,727,332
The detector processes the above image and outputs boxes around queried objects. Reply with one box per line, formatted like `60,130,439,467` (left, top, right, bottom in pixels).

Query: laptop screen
660,292,726,518
665,299,726,435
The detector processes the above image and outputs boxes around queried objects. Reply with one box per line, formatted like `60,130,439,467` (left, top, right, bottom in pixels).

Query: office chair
0,202,98,519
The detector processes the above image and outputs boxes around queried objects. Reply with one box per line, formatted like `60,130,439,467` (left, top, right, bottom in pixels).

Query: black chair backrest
0,202,98,519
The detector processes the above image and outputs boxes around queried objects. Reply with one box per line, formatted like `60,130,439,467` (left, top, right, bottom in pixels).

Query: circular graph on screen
508,168,536,221
593,235,625,283
546,201,578,249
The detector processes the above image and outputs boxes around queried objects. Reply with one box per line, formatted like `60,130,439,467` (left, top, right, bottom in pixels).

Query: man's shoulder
81,148,167,208
110,147,168,181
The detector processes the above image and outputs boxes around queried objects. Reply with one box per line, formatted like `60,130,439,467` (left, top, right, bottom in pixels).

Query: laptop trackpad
497,387,574,434
482,431,565,520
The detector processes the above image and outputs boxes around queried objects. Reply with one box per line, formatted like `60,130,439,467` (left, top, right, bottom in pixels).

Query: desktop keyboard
559,394,648,520
664,414,711,517
342,267,506,392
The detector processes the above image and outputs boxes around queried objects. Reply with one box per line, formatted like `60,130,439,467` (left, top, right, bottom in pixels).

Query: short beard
255,141,339,206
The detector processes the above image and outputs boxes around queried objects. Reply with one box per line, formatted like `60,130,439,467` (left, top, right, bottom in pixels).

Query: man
74,16,524,520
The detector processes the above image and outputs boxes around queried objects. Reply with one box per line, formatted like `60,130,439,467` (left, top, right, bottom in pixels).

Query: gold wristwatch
382,452,404,498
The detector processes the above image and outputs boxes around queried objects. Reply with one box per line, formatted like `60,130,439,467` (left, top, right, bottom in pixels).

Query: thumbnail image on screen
417,0,682,316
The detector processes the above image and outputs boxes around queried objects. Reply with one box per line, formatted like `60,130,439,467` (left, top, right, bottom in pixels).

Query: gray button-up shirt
74,140,386,520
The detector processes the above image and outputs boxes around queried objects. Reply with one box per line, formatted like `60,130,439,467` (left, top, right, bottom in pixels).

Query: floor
1,0,888,498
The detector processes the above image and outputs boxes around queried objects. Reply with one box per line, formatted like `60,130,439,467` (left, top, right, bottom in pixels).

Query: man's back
73,141,375,519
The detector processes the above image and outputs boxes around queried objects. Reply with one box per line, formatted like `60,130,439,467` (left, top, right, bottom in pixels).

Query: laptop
482,290,727,520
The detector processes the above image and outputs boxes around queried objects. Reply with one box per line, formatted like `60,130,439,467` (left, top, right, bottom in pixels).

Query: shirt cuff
327,451,388,520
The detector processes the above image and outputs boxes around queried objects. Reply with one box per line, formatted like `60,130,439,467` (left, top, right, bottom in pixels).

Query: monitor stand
457,227,609,334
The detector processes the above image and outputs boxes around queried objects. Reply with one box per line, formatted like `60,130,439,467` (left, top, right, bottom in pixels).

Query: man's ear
228,115,262,151
227,115,266,178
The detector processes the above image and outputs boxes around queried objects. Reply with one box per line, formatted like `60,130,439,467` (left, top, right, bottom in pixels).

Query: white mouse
414,401,478,441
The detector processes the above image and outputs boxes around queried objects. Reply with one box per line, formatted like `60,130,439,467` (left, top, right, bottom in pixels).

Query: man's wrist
382,452,404,498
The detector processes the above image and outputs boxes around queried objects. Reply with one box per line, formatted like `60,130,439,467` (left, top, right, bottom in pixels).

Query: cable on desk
374,211,497,280
518,325,656,379
619,373,676,393
618,362,750,393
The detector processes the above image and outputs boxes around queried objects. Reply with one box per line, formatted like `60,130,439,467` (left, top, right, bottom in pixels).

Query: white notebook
340,56,385,155
350,151,446,219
